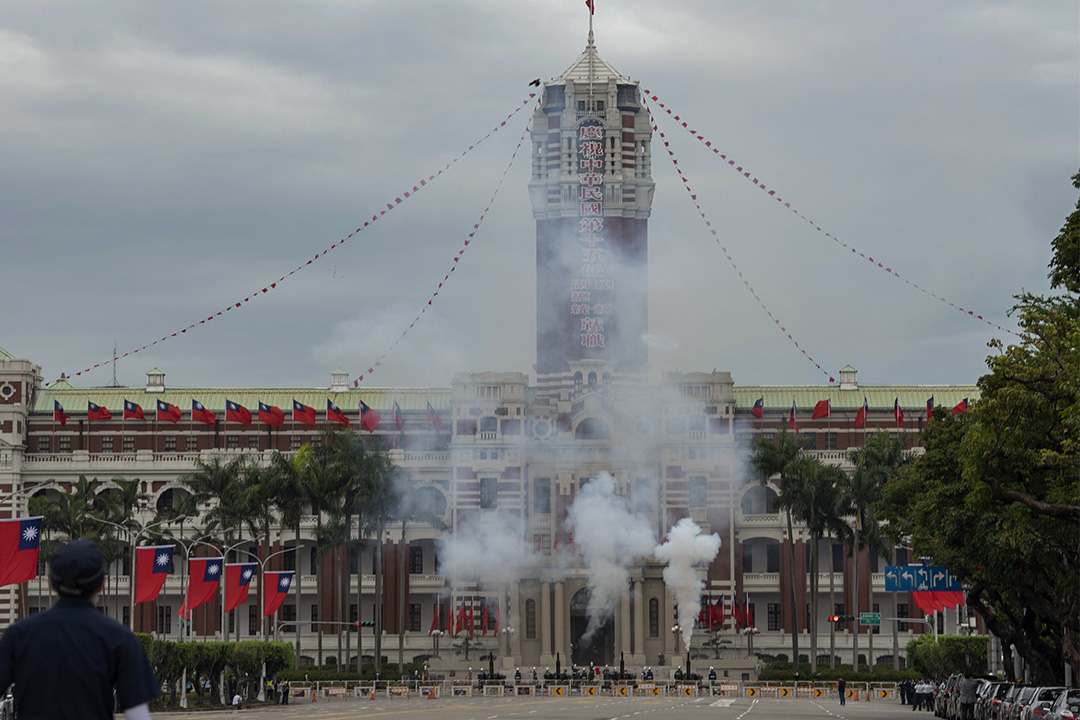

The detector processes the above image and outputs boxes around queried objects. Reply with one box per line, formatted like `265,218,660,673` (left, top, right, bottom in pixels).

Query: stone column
620,582,631,660
510,582,523,661
632,578,646,665
540,581,553,664
554,581,565,662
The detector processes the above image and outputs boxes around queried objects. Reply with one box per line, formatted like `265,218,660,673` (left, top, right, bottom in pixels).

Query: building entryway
569,588,614,667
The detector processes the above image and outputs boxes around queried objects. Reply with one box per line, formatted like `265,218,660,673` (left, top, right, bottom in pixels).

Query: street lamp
431,629,444,659
502,626,515,656
672,624,681,657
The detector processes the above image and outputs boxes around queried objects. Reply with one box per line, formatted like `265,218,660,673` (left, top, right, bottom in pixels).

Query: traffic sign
860,612,881,626
885,565,961,592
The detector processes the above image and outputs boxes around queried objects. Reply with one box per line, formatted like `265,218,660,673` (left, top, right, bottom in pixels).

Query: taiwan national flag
812,399,831,420
191,400,216,425
224,563,257,613
225,399,251,426
392,401,403,432
482,602,489,636
711,594,725,627
744,592,754,629
467,600,475,637
87,401,112,421
855,396,868,428
952,398,969,415
455,598,467,635
156,399,182,423
327,399,350,427
292,400,316,426
894,397,905,428
926,396,935,421
360,400,380,433
732,595,745,627
751,397,764,419
182,557,223,614
53,400,70,426
427,401,443,434
0,517,43,588
429,600,440,635
258,402,284,426
134,545,174,603
263,571,294,618
124,400,145,420
787,400,800,433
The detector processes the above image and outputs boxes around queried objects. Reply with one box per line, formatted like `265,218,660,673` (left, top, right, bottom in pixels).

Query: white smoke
436,510,533,587
564,472,655,641
653,517,721,649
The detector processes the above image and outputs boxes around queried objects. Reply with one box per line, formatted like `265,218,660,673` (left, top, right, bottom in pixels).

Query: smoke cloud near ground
653,517,721,649
436,510,534,588
565,472,655,642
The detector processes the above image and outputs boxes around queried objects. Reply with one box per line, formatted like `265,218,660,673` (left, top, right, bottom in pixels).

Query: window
689,476,707,508
767,603,781,632
282,604,296,633
311,604,319,623
37,436,50,452
832,543,844,571
227,435,239,449
480,477,498,509
525,599,537,639
574,417,611,440
602,372,611,395
871,552,880,573
123,606,130,628
186,435,198,452
247,435,259,450
896,548,909,566
249,606,259,635
803,432,817,449
898,603,909,632
587,372,597,392
409,603,422,633
123,436,135,452
122,547,131,576
536,534,551,556
649,598,660,637
101,436,114,453
350,547,358,575
157,605,172,634
479,416,498,439
228,609,235,634
533,478,551,514
409,545,424,574
689,416,707,439
573,373,583,396
937,612,945,634
283,548,296,572
164,435,176,452
766,542,780,573
477,385,501,400
350,604,358,625
310,435,321,448
58,436,71,453
826,432,838,450
742,543,753,573
682,385,710,400
310,546,318,576
290,435,302,451
872,603,880,634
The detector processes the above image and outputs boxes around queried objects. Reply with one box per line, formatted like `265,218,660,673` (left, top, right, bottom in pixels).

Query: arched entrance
570,588,614,668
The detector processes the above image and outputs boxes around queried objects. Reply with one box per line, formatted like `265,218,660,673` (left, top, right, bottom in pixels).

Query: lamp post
89,514,186,631
502,626,515,657
671,624,681,657
214,535,265,642
431,629,444,659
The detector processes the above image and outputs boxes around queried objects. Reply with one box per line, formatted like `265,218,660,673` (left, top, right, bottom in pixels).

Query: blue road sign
884,565,961,592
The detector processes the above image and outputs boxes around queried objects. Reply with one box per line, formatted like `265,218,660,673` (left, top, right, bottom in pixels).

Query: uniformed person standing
0,540,160,720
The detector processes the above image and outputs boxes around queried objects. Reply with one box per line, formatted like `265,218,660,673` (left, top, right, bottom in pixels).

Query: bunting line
352,112,536,386
643,89,1017,339
46,94,539,387
643,94,835,384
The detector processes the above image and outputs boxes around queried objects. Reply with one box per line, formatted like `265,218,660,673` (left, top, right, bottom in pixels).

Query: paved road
148,693,920,720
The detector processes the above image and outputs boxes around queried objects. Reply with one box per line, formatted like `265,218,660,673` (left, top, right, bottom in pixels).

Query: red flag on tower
744,592,754,629
455,597,466,635
926,396,935,421
87,401,112,421
787,400,800,433
812,399,831,420
894,397,904,428
392,401,403,432
292,400,316,426
855,396,868,428
224,563,257,613
326,399,350,428
482,602,489,636
156,399,182,424
360,400,380,433
53,400,70,426
225,399,251,426
951,398,969,415
751,397,764,419
258,401,284,426
191,400,216,425
123,399,145,420
429,600,440,635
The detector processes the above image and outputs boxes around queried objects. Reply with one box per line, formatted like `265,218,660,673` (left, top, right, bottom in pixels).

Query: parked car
1000,685,1027,720
1012,687,1043,720
984,683,1017,720
938,675,962,718
1025,688,1068,720
976,681,1007,720
1045,689,1080,720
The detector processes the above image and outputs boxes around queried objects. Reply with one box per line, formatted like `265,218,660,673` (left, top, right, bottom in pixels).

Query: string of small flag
352,111,537,386
768,394,970,434
46,94,539,388
642,94,835,384
642,89,1017,339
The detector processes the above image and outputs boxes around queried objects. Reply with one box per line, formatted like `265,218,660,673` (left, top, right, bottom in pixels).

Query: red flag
392,401,403,432
183,557,223,614
53,400,70,426
263,571,294,618
787,400,800,433
585,0,594,14
855,396,868,428
225,399,252,426
468,599,475,637
744,592,754,628
327,399,350,427
429,600,439,635
482,603,489,636
360,399,380,433
912,590,964,615
951,398,969,415
123,399,145,420
427,401,444,434
894,397,904,428
751,397,764,419
258,401,284,426
812,399,831,420
191,399,216,425
732,595,745,627
224,563,257,613
698,596,708,626
87,401,112,421
156,399,182,423
711,594,725,627
926,396,935,421
134,545,174,603
292,399,316,426
0,517,43,587
455,598,466,634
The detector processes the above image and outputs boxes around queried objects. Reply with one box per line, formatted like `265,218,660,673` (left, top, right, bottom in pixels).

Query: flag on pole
123,399,145,420
894,397,904,427
191,400,216,425
181,557,223,615
751,397,764,419
53,400,70,426
360,400,380,433
711,594,725,627
0,517,43,588
585,0,595,15
224,563,257,613
455,598,466,635
225,399,252,426
855,396,868,428
952,398,969,415
446,596,454,633
258,401,285,426
482,602,489,635
787,400,800,433
429,600,440,635
156,399,182,423
468,599,475,637
812,399,831,420
392,401,403,432
744,592,754,628
327,399,350,427
263,571,294,618
87,401,112,421
427,401,444,433
926,396,935,421
492,601,498,635
732,594,745,627
292,400,316,426
134,545,174,603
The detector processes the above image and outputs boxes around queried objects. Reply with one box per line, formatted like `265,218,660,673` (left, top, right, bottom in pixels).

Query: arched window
740,486,779,515
573,372,583,396
414,487,447,518
602,372,611,395
574,418,611,440
587,372,597,392
526,599,537,639
649,598,660,637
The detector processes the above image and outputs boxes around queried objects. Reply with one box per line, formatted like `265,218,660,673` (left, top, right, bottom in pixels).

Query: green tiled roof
0,347,13,361
734,386,979,411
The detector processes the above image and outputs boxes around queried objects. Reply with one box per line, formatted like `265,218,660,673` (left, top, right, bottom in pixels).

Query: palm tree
99,477,149,619
183,456,249,543
751,427,809,668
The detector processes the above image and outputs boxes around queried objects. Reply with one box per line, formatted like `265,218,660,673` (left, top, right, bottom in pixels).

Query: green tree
751,427,810,667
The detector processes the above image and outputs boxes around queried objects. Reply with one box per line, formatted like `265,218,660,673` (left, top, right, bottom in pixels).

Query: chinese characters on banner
575,121,612,349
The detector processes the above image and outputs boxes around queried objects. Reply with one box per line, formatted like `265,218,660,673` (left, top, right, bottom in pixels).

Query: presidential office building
0,37,979,672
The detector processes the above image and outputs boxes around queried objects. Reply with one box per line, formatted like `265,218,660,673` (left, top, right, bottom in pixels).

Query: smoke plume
653,517,721,649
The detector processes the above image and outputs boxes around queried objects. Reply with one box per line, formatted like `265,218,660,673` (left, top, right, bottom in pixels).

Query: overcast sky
2,1,1076,392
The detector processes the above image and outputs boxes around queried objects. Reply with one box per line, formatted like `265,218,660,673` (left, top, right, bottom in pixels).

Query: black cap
49,540,107,597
